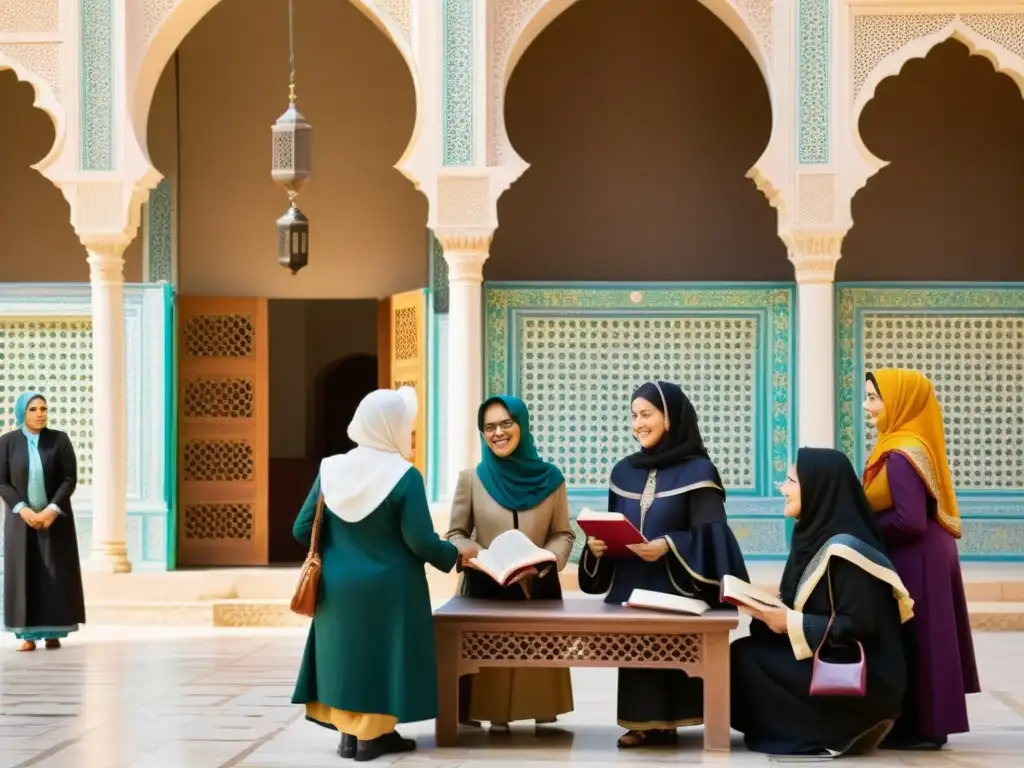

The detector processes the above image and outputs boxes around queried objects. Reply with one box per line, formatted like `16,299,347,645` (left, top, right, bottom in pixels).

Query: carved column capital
785,230,845,284
440,234,492,284
61,177,159,252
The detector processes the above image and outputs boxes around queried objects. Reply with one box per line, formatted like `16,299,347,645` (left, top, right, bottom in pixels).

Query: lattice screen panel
0,319,94,486
518,316,757,488
862,314,1024,489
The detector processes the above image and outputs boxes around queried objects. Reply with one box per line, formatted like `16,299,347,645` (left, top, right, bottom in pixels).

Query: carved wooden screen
177,297,269,566
378,289,428,478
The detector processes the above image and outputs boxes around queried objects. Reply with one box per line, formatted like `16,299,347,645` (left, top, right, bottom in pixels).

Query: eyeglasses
482,419,516,435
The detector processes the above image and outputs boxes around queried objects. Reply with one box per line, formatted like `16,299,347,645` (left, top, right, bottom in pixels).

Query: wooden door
177,297,269,566
378,289,428,478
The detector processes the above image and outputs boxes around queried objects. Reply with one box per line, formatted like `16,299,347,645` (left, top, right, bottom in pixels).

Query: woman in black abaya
1,392,85,651
731,447,913,756
579,380,749,748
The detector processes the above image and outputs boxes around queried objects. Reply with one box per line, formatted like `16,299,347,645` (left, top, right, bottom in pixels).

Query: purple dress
877,453,980,743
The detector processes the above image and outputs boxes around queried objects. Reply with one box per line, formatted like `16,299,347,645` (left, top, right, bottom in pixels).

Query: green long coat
291,467,458,724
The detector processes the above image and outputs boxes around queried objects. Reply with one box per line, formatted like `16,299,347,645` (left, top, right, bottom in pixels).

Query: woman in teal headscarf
0,392,85,652
446,395,576,730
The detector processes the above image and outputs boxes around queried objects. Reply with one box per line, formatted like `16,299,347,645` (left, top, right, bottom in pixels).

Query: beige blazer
445,469,576,570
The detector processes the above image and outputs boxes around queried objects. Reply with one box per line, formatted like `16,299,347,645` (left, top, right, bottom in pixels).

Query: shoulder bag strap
815,562,836,654
308,495,325,556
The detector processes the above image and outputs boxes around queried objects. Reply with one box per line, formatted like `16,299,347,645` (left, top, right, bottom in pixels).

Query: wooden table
433,597,738,751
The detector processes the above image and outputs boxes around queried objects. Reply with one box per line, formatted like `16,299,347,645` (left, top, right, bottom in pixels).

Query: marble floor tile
1,627,1023,767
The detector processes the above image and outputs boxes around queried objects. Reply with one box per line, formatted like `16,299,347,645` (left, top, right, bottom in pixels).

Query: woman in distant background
0,392,85,651
863,369,979,749
446,395,575,731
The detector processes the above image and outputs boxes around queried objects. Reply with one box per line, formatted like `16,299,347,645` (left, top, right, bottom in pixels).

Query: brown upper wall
491,0,787,282
2,4,1023,288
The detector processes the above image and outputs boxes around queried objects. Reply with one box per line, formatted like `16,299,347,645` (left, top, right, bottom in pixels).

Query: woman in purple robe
863,368,980,749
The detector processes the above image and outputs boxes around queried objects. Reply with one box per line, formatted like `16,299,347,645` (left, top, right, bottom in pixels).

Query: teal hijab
476,395,565,512
15,391,45,428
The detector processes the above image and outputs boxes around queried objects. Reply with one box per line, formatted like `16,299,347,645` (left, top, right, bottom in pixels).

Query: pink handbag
808,566,867,697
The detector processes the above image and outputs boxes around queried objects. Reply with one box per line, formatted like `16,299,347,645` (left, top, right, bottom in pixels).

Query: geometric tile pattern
0,318,94,485
862,314,1023,489
519,316,757,488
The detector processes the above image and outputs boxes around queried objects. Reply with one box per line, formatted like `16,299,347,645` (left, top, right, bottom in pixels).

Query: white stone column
789,235,843,450
86,244,132,573
441,237,489,490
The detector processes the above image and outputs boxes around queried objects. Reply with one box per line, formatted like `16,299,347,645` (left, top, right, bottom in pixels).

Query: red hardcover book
576,509,647,557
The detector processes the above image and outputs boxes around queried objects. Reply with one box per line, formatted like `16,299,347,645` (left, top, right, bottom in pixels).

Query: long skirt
459,567,574,724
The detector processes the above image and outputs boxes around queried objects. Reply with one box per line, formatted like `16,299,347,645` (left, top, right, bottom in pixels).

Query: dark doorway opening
267,299,379,563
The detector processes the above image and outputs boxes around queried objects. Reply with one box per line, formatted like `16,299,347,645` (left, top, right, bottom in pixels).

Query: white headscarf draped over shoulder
319,387,419,523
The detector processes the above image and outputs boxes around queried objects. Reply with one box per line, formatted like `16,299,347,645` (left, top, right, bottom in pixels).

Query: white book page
470,529,554,584
626,588,710,615
722,575,785,610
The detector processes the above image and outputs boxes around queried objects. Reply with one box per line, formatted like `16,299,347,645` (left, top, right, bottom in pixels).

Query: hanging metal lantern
276,202,309,274
271,0,312,273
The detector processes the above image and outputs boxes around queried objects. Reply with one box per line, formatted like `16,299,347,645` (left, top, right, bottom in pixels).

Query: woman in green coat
292,387,479,762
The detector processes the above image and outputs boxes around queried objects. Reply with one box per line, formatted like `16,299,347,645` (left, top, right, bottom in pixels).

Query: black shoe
354,731,416,762
338,733,356,759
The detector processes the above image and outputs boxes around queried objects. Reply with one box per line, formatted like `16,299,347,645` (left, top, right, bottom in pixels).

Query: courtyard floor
0,625,1021,767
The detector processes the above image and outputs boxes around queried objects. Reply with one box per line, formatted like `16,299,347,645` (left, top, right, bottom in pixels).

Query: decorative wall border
0,284,172,569
442,0,474,166
836,283,1024,559
80,0,114,170
144,178,176,284
485,282,797,559
798,0,830,164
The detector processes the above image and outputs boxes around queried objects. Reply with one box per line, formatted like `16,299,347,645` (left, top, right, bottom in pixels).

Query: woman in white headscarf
291,388,479,762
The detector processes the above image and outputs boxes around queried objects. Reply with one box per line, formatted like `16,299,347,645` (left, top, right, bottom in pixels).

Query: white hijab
319,387,418,523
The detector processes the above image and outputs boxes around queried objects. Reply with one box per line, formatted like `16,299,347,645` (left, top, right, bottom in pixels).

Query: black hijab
628,381,710,471
779,447,887,604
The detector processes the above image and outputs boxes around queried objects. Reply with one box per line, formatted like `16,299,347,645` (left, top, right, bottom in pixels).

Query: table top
433,596,739,630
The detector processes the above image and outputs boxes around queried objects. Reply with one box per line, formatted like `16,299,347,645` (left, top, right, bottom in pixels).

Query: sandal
616,728,677,748
17,641,36,652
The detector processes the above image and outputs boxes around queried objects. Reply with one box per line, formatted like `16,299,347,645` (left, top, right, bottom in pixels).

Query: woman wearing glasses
445,395,576,731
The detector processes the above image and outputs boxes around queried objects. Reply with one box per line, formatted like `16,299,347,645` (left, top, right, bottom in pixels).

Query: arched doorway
839,38,1024,554
141,0,428,567
483,0,794,560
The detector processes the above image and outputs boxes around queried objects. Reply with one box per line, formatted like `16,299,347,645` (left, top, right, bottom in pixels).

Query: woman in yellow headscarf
862,369,979,750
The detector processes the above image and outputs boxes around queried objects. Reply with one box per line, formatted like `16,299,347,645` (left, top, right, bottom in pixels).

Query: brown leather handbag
290,494,325,617
809,565,867,697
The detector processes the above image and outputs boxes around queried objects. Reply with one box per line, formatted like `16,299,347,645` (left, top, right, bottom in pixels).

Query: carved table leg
435,624,460,747
702,632,731,752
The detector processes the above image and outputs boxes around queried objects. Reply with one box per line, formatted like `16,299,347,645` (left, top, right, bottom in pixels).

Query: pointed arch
131,0,421,174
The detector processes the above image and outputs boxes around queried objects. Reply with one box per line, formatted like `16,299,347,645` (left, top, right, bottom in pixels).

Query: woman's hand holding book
586,536,608,558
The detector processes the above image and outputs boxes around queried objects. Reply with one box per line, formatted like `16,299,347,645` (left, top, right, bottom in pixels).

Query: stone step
82,563,1024,603
82,596,1024,631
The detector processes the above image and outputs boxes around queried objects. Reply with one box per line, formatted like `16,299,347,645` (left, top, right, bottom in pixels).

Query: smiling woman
445,395,576,730
579,380,749,749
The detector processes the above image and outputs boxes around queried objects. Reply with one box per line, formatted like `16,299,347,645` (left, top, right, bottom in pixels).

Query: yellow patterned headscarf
863,369,961,539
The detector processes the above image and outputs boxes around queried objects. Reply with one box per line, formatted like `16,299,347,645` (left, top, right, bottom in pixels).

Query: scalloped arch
0,55,67,175
852,20,1024,174
131,0,421,177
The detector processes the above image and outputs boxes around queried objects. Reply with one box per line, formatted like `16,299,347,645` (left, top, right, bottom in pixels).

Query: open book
625,588,710,616
467,529,557,587
576,509,647,557
720,574,786,611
